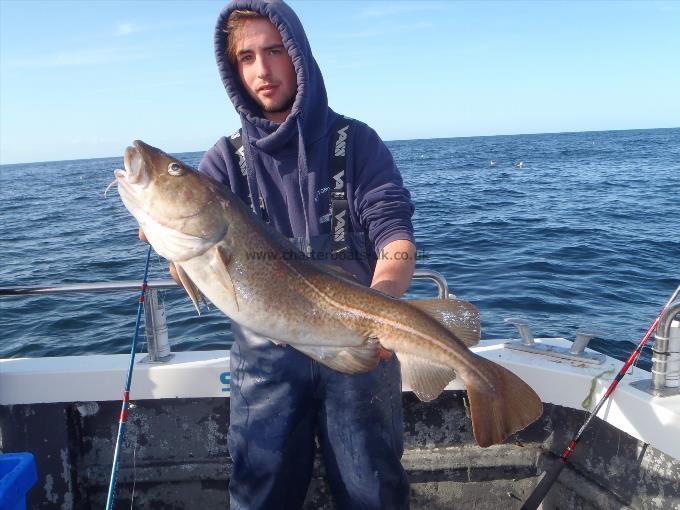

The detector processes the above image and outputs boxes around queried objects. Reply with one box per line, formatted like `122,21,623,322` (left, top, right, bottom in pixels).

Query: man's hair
224,9,267,66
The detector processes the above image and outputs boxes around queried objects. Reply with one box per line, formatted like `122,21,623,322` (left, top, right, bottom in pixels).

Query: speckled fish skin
114,140,543,447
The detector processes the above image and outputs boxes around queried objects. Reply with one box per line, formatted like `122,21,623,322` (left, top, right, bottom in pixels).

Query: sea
1,128,679,370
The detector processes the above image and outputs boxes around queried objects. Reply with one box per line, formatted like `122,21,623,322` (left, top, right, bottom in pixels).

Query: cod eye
168,162,184,176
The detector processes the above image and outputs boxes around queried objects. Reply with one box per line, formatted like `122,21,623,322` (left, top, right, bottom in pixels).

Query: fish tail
460,355,543,447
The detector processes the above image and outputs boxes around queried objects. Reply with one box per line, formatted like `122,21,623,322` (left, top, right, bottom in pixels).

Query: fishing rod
105,246,153,510
521,281,680,510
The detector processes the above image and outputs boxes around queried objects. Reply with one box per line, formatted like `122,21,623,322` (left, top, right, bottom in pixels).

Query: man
174,1,415,508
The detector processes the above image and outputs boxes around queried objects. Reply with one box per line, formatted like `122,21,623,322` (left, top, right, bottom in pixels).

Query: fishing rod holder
139,288,174,364
632,303,680,397
503,318,606,365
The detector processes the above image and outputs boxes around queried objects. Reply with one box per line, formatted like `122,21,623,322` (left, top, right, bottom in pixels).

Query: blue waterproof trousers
228,328,409,510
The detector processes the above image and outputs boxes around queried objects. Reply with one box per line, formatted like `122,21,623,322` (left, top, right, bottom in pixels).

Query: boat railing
4,273,678,397
0,270,453,364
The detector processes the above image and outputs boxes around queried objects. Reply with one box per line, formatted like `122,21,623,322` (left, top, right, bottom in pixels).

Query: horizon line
1,125,678,167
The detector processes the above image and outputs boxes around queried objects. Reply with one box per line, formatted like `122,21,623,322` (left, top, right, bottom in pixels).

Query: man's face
235,18,297,123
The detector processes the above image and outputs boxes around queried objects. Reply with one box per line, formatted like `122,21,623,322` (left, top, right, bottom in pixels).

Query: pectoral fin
175,263,207,314
396,352,457,401
294,339,381,374
405,299,481,346
209,245,238,312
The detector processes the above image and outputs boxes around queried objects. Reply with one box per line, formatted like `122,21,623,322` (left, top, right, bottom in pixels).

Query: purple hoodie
198,0,415,285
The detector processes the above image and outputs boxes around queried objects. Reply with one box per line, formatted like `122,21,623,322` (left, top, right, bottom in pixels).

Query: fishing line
521,281,680,510
105,245,153,510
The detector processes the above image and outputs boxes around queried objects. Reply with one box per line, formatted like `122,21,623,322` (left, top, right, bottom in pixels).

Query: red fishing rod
105,246,153,510
521,282,680,510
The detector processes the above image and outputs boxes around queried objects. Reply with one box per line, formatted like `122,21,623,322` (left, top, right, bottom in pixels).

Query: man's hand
138,227,183,288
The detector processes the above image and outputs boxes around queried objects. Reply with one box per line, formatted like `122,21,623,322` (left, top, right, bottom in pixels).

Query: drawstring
239,113,264,217
237,111,312,257
296,114,312,257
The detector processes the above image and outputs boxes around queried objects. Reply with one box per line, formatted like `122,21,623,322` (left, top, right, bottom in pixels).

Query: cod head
113,140,229,262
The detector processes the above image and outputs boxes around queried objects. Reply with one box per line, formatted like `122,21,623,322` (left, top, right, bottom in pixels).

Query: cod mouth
104,140,149,207
106,141,149,198
120,141,147,185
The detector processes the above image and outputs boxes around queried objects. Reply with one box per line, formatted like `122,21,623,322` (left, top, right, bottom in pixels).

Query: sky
0,0,679,165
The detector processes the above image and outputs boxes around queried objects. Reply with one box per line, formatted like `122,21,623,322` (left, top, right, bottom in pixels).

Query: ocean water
1,128,679,370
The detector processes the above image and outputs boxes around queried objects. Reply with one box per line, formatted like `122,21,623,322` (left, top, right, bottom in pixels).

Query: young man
199,1,416,508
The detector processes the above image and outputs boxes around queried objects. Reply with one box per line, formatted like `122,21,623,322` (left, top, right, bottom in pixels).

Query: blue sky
1,0,678,164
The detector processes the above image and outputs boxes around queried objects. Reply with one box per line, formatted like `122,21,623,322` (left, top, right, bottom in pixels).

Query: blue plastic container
0,453,38,510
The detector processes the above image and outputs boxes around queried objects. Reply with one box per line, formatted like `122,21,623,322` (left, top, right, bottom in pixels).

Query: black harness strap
329,116,353,254
227,129,269,223
226,117,353,250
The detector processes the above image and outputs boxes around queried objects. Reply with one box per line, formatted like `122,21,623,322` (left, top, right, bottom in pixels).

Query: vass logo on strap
334,210,346,243
333,169,347,243
330,118,352,254
334,125,349,157
235,146,247,177
227,130,267,222
333,170,344,191
230,131,248,177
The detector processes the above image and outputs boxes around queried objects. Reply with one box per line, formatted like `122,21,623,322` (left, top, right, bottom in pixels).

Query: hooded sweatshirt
198,0,415,286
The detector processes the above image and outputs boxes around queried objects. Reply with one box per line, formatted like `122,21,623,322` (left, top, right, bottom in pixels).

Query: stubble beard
259,91,295,117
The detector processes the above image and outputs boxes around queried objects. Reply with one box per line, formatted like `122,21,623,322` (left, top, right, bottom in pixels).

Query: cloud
84,78,201,95
113,16,212,37
114,22,139,37
3,46,153,69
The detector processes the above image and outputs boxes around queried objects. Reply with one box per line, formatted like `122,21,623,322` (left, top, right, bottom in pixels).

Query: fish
113,140,542,447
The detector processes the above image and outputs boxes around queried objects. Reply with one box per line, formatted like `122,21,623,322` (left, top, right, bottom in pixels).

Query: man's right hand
138,227,184,288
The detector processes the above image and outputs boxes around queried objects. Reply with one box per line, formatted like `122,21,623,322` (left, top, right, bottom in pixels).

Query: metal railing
0,270,452,363
4,272,679,396
0,280,178,363
411,269,452,299
0,280,178,295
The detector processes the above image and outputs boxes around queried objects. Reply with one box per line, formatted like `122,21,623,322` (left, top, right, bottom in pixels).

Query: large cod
113,140,542,447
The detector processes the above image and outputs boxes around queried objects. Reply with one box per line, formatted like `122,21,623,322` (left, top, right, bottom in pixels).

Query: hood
214,0,329,153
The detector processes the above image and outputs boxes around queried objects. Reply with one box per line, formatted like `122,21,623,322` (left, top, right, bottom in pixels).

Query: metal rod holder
140,288,174,364
632,303,680,397
666,319,680,389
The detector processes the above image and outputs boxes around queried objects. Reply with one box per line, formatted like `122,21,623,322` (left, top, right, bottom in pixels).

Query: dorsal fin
405,299,481,346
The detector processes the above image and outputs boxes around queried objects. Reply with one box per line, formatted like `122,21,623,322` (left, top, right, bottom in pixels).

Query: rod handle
521,458,567,510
